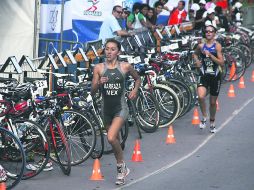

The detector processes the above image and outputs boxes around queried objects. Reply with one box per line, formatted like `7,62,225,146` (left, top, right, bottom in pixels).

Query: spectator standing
126,3,142,30
99,5,132,43
154,0,170,11
167,1,187,25
127,3,154,30
118,8,130,30
195,0,207,30
231,1,243,25
190,3,201,18
147,7,156,25
150,1,164,25
189,4,200,26
139,4,155,29
203,8,220,29
215,6,229,31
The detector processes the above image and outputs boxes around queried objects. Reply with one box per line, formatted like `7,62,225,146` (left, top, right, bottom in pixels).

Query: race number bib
34,80,48,89
204,58,214,74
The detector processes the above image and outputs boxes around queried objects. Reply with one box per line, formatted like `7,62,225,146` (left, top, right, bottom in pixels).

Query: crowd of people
99,0,246,42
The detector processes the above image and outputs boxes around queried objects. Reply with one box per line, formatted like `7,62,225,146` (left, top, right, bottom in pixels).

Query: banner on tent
39,0,73,56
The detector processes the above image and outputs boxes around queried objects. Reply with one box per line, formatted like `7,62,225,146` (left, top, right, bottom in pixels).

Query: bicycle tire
135,89,160,133
46,117,71,175
83,110,104,159
223,46,246,82
127,98,142,139
153,84,180,128
13,119,50,180
237,43,252,68
166,78,194,117
158,81,185,117
0,127,25,190
60,110,96,165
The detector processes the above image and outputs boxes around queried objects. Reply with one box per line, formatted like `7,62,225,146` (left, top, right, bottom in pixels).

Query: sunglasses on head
205,30,215,33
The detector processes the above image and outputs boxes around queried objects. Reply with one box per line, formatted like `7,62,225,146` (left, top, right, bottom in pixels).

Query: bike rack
38,54,58,70
0,56,23,78
86,39,103,57
18,55,37,72
73,48,89,69
62,50,77,65
74,48,89,62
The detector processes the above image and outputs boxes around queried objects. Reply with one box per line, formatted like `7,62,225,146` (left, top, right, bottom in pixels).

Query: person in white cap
203,8,220,29
189,3,200,24
231,1,243,25
194,0,207,30
191,3,200,17
193,23,224,133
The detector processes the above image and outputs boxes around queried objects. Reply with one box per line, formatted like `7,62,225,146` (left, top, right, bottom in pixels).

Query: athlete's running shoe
115,162,130,185
43,161,53,171
26,161,53,172
210,123,217,133
199,119,207,129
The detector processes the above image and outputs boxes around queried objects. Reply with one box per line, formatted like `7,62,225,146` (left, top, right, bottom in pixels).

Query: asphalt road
16,65,254,190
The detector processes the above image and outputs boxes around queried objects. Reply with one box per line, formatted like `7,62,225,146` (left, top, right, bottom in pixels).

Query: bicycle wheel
153,84,180,128
237,43,252,68
13,119,50,180
135,89,160,133
60,110,96,165
83,110,104,159
223,46,246,81
166,78,195,117
127,97,142,139
45,117,71,175
0,127,25,189
177,75,198,113
158,81,185,117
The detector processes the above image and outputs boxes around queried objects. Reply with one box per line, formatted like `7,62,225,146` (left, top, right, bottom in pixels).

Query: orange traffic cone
229,62,236,80
192,107,200,125
228,84,236,98
216,99,220,111
238,76,246,89
251,70,254,82
166,125,176,144
0,182,6,190
90,158,104,180
131,140,143,162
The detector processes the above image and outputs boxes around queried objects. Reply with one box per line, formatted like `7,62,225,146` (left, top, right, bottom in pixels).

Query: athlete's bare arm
121,62,141,100
193,43,203,67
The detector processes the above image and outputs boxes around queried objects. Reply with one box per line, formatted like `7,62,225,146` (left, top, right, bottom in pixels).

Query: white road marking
114,96,254,190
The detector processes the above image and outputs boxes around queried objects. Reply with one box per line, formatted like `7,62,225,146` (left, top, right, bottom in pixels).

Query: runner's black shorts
103,106,129,127
197,73,222,96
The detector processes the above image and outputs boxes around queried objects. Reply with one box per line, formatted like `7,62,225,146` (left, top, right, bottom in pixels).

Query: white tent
0,0,39,64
